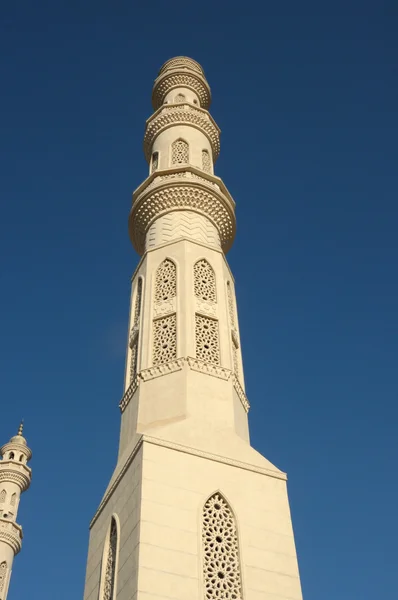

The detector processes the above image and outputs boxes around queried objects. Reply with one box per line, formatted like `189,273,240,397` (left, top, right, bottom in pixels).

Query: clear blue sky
1,2,397,599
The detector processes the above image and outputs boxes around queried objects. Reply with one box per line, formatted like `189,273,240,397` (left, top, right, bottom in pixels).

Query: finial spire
18,420,24,436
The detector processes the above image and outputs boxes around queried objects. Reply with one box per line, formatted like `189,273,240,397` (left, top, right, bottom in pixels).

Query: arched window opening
10,493,16,507
8,452,14,460
151,152,159,174
19,454,24,462
101,517,118,600
0,490,6,504
155,259,177,303
202,149,211,173
175,93,186,103
194,259,216,303
202,493,243,600
0,561,7,595
171,139,189,165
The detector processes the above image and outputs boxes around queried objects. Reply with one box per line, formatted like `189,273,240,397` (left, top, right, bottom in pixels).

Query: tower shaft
0,425,32,600
83,57,303,600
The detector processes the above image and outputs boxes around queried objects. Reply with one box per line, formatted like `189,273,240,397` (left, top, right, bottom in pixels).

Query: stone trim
89,435,286,528
153,297,176,318
129,182,235,255
119,357,249,414
186,356,229,380
232,374,250,412
119,378,139,412
144,104,220,162
0,519,22,554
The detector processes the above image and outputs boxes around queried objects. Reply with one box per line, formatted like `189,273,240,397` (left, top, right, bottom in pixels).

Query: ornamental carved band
152,73,211,110
202,493,243,600
129,184,236,255
101,518,117,600
144,105,220,162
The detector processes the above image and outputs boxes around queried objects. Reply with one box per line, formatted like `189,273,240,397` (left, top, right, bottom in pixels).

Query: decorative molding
0,519,22,554
144,104,220,162
129,183,235,255
89,433,286,528
119,358,250,414
119,378,139,412
158,57,204,76
152,72,211,110
153,297,176,317
140,358,184,382
186,356,230,380
195,299,217,317
232,374,250,412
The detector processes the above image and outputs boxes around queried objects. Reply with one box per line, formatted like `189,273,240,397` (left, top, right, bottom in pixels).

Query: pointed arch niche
99,515,119,600
202,492,243,600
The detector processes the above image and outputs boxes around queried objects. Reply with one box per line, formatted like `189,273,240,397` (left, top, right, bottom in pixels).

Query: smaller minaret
0,424,32,600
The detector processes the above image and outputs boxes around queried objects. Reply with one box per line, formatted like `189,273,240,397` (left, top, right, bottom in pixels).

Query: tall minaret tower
0,424,32,600
83,57,303,600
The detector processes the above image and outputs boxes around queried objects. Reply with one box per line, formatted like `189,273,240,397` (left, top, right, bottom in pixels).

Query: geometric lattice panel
194,259,216,303
202,149,211,173
171,139,189,164
195,314,220,365
102,518,117,600
202,493,243,600
153,313,177,365
155,259,177,303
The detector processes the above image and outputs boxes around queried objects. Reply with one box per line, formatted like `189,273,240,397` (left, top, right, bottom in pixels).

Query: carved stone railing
0,518,22,554
0,462,31,491
129,179,235,256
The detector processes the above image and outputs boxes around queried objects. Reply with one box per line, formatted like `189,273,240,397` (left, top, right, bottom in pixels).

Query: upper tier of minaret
129,56,236,256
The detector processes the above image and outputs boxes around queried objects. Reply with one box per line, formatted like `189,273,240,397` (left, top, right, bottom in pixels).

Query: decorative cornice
232,374,250,412
0,519,23,554
129,181,235,256
186,356,230,381
139,358,185,382
152,71,211,110
89,434,286,528
144,103,220,162
119,357,249,414
0,463,31,491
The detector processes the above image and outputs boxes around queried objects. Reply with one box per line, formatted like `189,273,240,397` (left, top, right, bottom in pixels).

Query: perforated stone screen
194,260,216,303
171,139,189,164
195,314,220,365
153,314,177,364
155,259,177,302
202,149,211,173
102,519,117,600
202,493,243,600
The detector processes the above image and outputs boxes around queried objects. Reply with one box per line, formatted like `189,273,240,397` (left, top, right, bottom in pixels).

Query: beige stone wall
83,447,143,600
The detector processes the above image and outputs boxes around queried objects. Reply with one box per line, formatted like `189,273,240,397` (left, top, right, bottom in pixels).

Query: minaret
83,57,303,600
0,424,32,600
